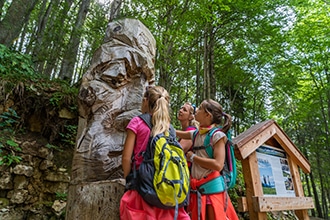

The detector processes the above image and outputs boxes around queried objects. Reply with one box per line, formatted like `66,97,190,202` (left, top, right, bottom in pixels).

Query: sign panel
256,145,295,197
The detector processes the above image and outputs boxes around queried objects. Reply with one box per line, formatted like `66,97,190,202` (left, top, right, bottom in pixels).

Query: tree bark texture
0,0,39,46
66,18,156,220
65,180,125,220
0,0,6,18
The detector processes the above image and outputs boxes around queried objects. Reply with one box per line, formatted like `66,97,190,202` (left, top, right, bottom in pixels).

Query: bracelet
190,154,196,162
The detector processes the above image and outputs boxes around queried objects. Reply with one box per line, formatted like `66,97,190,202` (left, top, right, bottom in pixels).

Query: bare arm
186,137,226,171
176,130,191,140
122,129,136,178
179,138,193,153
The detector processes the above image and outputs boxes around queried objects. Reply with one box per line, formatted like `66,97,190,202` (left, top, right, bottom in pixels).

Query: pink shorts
120,190,190,220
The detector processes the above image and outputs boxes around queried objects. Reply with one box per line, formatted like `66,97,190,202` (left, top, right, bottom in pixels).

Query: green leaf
6,140,18,147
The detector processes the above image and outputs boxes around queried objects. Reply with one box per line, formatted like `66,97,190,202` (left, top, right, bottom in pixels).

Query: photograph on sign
256,145,295,197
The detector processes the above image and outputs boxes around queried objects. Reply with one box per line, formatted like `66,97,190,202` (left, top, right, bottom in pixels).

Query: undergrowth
0,43,78,149
0,108,22,166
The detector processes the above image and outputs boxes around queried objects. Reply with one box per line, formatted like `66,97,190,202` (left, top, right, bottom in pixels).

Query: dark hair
199,99,232,133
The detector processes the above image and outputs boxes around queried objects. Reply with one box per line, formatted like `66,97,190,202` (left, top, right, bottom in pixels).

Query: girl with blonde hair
120,86,190,220
177,102,199,153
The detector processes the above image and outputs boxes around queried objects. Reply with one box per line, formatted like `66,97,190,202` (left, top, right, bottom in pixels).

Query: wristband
190,153,196,162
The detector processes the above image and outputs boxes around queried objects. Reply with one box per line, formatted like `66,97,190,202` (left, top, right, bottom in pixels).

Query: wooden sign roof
232,119,310,173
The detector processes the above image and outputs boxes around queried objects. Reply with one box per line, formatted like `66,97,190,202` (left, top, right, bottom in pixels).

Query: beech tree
0,0,39,46
59,0,91,81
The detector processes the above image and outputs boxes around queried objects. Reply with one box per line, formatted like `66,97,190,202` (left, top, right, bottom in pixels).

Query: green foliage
0,148,22,166
55,192,67,201
49,92,65,107
45,143,63,152
49,79,79,110
0,109,22,166
59,125,77,148
228,159,244,210
49,85,78,109
0,44,41,79
0,108,20,131
0,43,46,108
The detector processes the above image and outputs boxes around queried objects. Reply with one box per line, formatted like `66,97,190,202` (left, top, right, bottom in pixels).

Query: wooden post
288,156,310,220
242,152,267,220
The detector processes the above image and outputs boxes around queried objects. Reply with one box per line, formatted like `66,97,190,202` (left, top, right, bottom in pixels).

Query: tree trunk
157,6,174,91
209,26,216,100
73,45,89,81
326,188,330,219
195,34,202,104
15,21,28,51
0,0,5,17
304,173,315,216
65,180,125,220
59,0,91,81
203,25,210,100
30,0,53,75
44,0,74,78
0,0,39,46
302,149,316,217
309,68,330,219
318,162,328,218
310,170,323,218
26,0,73,78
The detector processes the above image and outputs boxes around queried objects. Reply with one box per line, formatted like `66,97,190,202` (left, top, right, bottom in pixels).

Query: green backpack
192,127,237,194
135,114,190,219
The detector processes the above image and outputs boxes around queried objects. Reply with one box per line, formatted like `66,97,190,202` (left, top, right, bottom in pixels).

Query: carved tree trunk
66,180,125,220
65,18,156,220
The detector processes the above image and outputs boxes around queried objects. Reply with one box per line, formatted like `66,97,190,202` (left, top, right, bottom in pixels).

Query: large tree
0,0,39,46
58,0,91,81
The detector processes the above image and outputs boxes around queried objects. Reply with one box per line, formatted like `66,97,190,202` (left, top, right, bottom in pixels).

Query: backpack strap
138,113,176,138
138,113,152,129
192,129,198,142
203,127,222,158
192,127,221,158
127,114,152,183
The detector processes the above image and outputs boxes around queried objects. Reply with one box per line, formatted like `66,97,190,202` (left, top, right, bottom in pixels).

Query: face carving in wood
71,19,156,183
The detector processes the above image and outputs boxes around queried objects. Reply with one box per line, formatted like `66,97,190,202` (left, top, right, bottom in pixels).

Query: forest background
0,0,329,219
